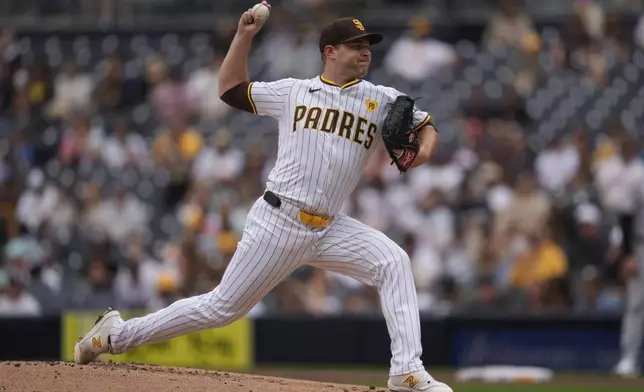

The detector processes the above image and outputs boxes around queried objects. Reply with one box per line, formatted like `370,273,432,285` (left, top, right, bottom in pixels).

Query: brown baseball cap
318,17,383,52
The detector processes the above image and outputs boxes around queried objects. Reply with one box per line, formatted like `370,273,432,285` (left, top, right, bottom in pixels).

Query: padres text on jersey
247,75,431,216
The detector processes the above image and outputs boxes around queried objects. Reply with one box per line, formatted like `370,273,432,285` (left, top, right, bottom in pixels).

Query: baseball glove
381,95,420,173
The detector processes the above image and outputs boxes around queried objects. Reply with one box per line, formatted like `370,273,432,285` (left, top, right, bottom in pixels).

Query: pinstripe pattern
108,75,432,378
308,213,424,376
253,76,430,216
110,197,317,353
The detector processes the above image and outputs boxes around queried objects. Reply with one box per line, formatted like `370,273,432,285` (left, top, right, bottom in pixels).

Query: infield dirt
0,361,389,392
2,361,644,392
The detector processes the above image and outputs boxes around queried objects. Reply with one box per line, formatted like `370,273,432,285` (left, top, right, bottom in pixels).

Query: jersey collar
319,75,362,90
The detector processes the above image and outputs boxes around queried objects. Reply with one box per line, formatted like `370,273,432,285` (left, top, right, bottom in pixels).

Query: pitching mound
0,361,386,392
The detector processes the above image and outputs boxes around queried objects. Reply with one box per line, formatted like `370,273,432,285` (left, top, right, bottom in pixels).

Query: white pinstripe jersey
248,75,431,217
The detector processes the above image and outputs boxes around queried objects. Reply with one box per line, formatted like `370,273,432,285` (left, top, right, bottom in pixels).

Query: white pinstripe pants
110,195,424,376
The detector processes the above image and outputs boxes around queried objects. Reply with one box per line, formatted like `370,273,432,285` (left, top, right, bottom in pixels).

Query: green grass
335,381,644,391
251,365,644,391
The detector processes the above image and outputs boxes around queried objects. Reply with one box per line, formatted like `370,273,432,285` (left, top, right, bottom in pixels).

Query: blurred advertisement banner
453,328,622,371
62,311,253,370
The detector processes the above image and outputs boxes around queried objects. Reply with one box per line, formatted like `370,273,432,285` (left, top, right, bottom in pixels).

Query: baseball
251,2,270,23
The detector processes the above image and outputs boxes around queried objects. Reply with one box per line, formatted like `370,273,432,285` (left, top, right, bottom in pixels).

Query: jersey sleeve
248,78,296,117
382,86,432,131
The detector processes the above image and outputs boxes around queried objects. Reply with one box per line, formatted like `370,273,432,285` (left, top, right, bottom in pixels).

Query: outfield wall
2,313,639,372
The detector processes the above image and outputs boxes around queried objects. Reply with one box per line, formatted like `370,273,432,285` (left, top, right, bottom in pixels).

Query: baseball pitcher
73,3,450,391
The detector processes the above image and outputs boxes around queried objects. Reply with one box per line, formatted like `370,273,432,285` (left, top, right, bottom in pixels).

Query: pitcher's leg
109,199,315,354
310,215,423,376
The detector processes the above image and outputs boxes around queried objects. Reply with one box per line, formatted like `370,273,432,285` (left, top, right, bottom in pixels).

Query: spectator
570,36,608,85
535,137,580,196
567,203,610,274
192,129,244,186
64,249,116,310
635,12,644,48
494,170,552,238
575,0,605,40
42,185,77,244
595,135,644,218
353,174,393,233
23,59,54,111
10,89,32,133
15,172,75,243
214,203,240,265
58,112,103,166
47,61,93,119
263,23,321,80
153,115,203,168
13,126,36,172
178,182,211,234
407,152,466,204
574,265,623,314
101,117,149,170
0,150,11,190
24,259,62,316
408,189,455,256
123,54,167,107
114,234,161,310
509,229,568,290
410,237,442,305
237,138,269,201
97,186,149,245
559,170,597,213
0,27,21,113
457,275,505,314
150,67,195,123
255,14,321,80
539,276,572,313
15,168,53,233
3,219,47,282
603,12,630,64
482,162,513,214
384,16,456,83
187,53,231,122
483,0,537,52
176,238,216,296
592,121,623,168
443,223,478,289
0,270,41,317
95,55,126,113
79,182,109,240
152,114,203,208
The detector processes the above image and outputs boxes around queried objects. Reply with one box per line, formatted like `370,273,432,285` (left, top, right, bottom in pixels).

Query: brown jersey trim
319,75,362,90
220,81,254,114
247,82,257,114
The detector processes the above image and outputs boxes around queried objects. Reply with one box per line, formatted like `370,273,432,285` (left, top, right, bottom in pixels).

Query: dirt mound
0,361,387,392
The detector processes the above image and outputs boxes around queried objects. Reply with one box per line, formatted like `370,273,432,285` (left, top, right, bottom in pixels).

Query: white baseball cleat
74,308,123,364
388,370,454,391
613,357,640,378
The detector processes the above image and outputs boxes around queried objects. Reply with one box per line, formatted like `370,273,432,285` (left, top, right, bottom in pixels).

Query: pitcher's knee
204,287,255,327
376,249,412,284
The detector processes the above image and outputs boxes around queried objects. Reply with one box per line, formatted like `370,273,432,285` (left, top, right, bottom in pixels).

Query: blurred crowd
1,0,644,318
